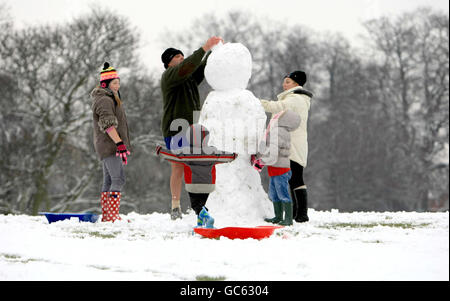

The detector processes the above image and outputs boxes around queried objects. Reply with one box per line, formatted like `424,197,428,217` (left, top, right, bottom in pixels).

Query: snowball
205,42,252,91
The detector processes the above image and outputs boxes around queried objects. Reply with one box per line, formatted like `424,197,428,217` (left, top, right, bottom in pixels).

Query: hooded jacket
91,87,131,160
260,86,312,167
259,110,301,168
156,124,236,193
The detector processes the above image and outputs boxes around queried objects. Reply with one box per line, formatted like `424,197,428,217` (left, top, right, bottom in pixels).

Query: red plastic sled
193,225,283,240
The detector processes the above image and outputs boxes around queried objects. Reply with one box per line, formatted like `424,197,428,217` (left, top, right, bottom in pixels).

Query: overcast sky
4,0,449,73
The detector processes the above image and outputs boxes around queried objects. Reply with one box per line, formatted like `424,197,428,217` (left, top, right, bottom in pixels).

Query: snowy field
0,209,448,281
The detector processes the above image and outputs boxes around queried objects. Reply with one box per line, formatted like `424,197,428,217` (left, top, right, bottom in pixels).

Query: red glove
116,141,130,165
251,155,264,172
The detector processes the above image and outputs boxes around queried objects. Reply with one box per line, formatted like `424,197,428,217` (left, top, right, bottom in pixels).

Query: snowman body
198,43,272,226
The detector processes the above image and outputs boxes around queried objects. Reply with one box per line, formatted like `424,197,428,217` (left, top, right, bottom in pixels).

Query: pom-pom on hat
286,70,307,86
100,62,120,88
161,48,184,69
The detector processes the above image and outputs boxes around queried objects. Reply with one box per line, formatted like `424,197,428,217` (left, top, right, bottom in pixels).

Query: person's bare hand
202,36,224,52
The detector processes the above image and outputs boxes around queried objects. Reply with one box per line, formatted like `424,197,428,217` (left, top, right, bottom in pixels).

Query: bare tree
119,72,173,213
308,34,389,211
158,10,291,99
364,7,449,210
0,8,140,214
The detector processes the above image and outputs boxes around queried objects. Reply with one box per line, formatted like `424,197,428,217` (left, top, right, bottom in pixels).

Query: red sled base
39,212,99,224
193,225,283,240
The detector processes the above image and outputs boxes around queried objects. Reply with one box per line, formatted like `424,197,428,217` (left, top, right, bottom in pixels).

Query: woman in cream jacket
260,70,312,222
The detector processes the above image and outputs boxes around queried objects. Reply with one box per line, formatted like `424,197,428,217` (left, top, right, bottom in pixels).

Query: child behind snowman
156,124,237,227
252,109,301,226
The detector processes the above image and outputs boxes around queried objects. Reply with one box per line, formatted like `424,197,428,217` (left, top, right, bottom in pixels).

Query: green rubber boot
264,201,283,224
278,202,293,226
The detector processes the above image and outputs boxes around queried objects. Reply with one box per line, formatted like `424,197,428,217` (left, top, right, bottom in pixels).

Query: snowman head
205,42,252,91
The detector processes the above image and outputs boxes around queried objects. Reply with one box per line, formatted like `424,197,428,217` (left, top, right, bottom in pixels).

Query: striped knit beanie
100,62,120,88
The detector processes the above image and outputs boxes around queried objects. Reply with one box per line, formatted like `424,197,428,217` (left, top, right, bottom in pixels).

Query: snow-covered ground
0,210,448,281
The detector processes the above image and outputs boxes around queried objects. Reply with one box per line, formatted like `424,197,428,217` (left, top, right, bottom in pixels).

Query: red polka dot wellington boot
100,192,110,222
108,191,123,222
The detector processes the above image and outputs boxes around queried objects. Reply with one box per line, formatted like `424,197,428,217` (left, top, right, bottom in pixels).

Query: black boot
188,192,209,216
293,188,309,223
290,188,298,220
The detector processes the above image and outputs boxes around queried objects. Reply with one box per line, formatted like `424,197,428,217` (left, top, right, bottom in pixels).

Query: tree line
0,5,448,215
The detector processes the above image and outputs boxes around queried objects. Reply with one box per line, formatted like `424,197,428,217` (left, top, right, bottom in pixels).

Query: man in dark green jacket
160,36,223,220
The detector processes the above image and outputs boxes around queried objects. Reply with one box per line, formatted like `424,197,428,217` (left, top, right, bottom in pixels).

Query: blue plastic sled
40,212,99,224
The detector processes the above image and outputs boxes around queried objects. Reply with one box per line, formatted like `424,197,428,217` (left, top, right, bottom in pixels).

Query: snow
204,42,252,91
2,43,447,282
199,42,271,224
200,42,266,155
203,156,273,227
200,89,266,154
0,210,448,281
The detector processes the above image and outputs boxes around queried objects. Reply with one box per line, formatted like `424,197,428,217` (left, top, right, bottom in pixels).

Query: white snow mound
205,42,252,91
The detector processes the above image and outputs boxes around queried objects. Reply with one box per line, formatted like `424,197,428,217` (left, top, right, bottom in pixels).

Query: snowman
198,42,272,226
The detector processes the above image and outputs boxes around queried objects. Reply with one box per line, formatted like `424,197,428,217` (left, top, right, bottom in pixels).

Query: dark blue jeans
269,170,292,203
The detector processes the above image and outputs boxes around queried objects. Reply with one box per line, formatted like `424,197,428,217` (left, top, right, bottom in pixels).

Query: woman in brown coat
91,62,131,222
